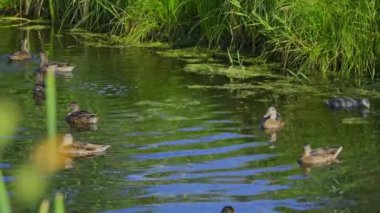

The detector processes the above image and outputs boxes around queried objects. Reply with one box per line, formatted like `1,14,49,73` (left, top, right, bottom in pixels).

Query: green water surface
0,27,379,213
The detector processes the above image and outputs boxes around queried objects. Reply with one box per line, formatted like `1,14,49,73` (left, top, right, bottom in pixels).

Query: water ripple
135,180,289,197
140,132,253,149
134,142,266,160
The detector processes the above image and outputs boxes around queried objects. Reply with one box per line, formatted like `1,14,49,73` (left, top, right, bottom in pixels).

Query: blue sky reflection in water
0,28,379,212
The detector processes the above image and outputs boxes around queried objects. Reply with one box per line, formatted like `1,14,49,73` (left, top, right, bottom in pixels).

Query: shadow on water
0,28,380,212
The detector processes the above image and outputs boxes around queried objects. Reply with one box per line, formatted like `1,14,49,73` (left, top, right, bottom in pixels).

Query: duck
35,51,74,74
59,133,110,158
299,144,343,164
260,106,285,129
221,206,235,213
35,51,56,74
49,61,75,72
69,123,98,132
9,39,32,61
325,97,370,109
65,101,99,125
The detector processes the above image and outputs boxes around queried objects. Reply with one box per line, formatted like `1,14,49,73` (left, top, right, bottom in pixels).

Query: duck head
39,51,49,66
360,98,370,108
68,101,80,112
263,106,278,120
303,144,312,156
221,206,235,213
62,134,74,146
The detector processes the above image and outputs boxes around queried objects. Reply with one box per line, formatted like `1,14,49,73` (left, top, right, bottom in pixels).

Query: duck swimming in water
299,144,343,165
35,51,74,74
49,61,75,72
325,97,370,109
35,51,56,74
65,101,99,125
260,106,285,130
59,133,110,158
9,39,32,61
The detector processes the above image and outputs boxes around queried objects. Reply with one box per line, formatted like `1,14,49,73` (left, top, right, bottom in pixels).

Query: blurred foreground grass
0,68,66,212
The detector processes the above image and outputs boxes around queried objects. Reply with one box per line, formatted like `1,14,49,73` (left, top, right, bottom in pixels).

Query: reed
0,0,379,77
46,66,57,138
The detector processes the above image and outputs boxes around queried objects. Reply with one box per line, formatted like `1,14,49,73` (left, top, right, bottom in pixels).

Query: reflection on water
0,28,380,213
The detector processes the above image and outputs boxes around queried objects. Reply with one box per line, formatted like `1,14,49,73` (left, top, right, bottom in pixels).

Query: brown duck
299,144,343,164
35,51,74,74
59,134,110,158
65,101,99,125
35,51,56,74
9,39,32,61
260,106,285,129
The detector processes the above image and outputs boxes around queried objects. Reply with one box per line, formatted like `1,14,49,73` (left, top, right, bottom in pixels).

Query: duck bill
263,112,271,119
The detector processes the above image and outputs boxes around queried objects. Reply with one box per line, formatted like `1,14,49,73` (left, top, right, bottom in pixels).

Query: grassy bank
0,0,379,78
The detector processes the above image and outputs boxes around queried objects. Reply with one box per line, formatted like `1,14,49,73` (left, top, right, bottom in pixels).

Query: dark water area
0,27,379,213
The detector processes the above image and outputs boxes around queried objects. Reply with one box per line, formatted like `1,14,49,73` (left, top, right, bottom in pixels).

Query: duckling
325,97,370,109
65,101,99,125
9,39,32,61
299,144,342,164
221,206,235,213
59,134,110,158
260,106,285,129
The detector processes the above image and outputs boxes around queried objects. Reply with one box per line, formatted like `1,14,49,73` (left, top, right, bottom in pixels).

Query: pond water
0,27,379,213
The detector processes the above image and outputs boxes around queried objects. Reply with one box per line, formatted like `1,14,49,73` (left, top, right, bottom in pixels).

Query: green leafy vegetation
0,0,378,78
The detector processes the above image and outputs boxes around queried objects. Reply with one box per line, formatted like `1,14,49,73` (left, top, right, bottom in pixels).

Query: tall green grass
46,66,57,138
0,0,379,78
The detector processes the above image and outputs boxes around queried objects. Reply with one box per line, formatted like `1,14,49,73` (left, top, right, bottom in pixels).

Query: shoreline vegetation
0,0,379,78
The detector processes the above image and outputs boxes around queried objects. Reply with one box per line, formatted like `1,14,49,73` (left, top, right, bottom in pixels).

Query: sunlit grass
0,0,378,78
46,66,57,138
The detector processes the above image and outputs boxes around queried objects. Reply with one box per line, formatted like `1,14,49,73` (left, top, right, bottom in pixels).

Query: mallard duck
49,61,75,72
59,134,110,158
9,39,32,61
299,144,342,164
35,51,74,73
35,51,56,74
69,123,98,132
260,106,285,129
325,97,370,109
221,206,235,213
65,101,99,125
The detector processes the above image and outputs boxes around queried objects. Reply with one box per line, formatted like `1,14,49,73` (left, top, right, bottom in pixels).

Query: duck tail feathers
333,146,343,159
101,145,111,152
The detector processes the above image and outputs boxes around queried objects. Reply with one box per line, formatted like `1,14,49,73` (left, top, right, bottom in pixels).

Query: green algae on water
183,63,279,79
342,117,370,125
